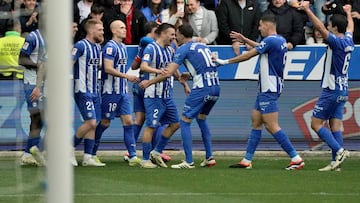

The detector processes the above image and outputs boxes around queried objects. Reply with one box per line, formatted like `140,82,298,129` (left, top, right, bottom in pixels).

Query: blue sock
84,139,95,155
124,125,137,158
180,120,193,163
73,135,83,148
25,137,41,153
38,135,45,151
154,135,169,154
273,129,298,158
133,124,142,142
197,118,212,159
244,129,262,161
152,125,165,149
142,142,152,160
93,123,108,155
332,131,343,161
317,127,341,152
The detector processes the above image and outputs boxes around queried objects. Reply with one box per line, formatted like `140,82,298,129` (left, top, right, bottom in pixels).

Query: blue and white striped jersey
142,41,174,98
21,29,46,85
322,32,354,92
173,41,219,89
256,34,287,93
72,39,101,94
101,40,128,95
136,36,155,81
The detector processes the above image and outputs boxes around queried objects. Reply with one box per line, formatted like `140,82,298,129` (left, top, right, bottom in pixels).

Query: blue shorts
24,84,44,111
101,93,132,119
183,86,220,119
144,97,179,128
132,83,145,113
254,92,280,114
74,92,100,121
312,89,347,120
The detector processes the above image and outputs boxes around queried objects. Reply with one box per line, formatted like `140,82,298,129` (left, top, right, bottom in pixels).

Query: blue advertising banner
0,46,359,150
128,45,360,80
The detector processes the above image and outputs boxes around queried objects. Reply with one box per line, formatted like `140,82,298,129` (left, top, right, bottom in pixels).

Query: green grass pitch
0,155,359,203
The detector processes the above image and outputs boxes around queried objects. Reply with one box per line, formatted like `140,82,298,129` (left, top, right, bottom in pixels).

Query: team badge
143,54,150,61
106,47,113,55
72,48,78,55
22,42,29,50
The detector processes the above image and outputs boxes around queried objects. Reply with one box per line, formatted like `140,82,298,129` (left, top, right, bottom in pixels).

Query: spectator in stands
306,27,326,44
72,21,79,40
262,0,305,50
0,0,11,37
74,0,94,24
216,0,261,54
74,3,104,42
313,0,326,23
19,0,40,37
0,18,25,79
103,0,147,44
256,0,269,13
141,0,164,23
161,0,188,28
133,0,146,9
202,0,220,11
187,0,218,44
351,0,360,44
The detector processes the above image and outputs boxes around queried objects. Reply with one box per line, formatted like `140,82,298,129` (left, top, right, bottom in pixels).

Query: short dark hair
155,23,175,35
177,23,193,38
330,14,348,34
260,14,277,26
6,18,20,31
91,4,105,14
144,21,159,35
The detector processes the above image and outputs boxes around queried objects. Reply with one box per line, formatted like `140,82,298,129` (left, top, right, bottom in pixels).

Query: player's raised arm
230,31,259,48
343,4,354,34
216,48,259,65
300,1,329,40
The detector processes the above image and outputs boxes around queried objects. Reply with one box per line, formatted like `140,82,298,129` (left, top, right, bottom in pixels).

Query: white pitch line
0,192,359,198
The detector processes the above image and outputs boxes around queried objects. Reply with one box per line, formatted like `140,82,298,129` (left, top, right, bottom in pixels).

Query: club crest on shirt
72,48,78,55
106,47,113,55
143,53,150,61
22,42,29,50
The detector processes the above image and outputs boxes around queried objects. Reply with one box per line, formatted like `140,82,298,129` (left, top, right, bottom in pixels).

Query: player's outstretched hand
159,68,167,75
139,80,150,89
180,72,191,81
230,31,245,42
127,75,140,83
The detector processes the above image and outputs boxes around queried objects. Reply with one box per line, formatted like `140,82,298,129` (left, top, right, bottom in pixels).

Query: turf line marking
1,192,360,198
